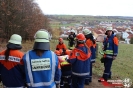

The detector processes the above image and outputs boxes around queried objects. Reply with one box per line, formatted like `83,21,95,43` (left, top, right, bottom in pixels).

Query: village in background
47,15,133,44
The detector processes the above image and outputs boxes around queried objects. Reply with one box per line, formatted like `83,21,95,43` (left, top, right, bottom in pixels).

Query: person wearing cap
98,27,119,82
22,29,61,88
67,29,76,50
82,29,96,85
0,34,25,87
67,33,91,88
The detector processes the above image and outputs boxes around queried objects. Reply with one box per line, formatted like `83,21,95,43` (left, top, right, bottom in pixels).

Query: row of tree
0,0,50,42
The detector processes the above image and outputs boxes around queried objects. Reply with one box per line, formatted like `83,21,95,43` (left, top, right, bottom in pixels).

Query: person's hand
56,84,60,88
113,56,116,60
100,57,105,63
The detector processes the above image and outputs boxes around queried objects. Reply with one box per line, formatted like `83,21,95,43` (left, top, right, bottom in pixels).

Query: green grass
49,15,131,29
50,22,78,28
49,15,130,22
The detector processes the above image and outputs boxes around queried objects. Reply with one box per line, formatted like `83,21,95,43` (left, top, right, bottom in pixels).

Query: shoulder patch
75,52,80,56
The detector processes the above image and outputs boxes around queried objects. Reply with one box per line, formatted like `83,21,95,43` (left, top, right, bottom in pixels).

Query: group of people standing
0,26,118,88
55,27,118,88
55,29,97,88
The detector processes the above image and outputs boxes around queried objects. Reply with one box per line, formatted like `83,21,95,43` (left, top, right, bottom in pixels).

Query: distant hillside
46,15,133,22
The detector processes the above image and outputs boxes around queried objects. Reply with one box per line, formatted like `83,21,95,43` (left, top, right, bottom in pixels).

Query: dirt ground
0,83,3,88
0,76,112,88
84,75,104,88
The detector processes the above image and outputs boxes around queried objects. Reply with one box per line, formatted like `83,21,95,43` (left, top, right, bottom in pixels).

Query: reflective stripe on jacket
0,50,25,87
103,34,118,58
23,50,61,88
67,45,91,77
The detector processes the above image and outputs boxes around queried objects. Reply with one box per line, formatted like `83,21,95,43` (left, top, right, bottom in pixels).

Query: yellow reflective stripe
60,55,70,66
61,61,70,65
69,46,75,49
105,50,113,54
99,51,104,55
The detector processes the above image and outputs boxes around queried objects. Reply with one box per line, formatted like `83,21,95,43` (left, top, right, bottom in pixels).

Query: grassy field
49,15,131,28
0,40,133,87
49,21,78,29
49,15,130,22
48,15,132,29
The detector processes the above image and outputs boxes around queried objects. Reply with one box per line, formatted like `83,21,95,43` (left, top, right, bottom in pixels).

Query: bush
51,28,61,39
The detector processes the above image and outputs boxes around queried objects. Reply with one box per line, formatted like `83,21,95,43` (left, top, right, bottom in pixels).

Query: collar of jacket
6,43,22,50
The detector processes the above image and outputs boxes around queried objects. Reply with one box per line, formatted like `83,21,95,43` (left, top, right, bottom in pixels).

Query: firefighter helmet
105,27,114,35
33,29,50,50
34,30,50,42
71,29,75,33
76,33,86,41
8,34,22,45
82,29,91,35
106,27,113,31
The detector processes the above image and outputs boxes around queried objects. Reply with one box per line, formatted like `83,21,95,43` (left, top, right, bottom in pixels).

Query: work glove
100,57,105,63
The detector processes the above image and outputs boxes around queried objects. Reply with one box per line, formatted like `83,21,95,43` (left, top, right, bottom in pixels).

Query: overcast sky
35,0,133,16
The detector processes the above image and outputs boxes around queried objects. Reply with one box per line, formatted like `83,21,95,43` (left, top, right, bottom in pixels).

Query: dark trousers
72,75,85,88
0,74,1,82
60,70,72,88
89,62,92,82
60,76,72,88
85,62,92,84
102,58,113,80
